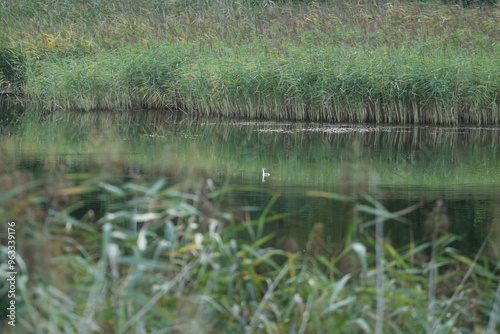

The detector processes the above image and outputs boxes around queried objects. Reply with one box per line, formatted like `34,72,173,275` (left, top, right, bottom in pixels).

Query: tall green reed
26,44,499,124
2,0,498,124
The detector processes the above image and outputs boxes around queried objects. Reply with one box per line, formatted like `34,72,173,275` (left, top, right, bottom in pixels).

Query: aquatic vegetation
0,169,499,333
0,0,498,124
22,46,500,123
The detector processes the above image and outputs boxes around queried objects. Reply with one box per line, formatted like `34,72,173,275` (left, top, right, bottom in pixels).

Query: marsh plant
0,170,499,333
1,0,499,124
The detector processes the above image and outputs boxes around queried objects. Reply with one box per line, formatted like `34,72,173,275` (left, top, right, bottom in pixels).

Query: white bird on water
262,168,270,177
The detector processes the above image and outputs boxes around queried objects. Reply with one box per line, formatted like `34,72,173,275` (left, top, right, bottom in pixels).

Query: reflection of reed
357,126,499,152
424,199,451,237
7,111,500,189
488,205,500,261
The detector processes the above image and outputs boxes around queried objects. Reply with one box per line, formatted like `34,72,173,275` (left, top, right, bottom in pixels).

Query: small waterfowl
262,168,270,177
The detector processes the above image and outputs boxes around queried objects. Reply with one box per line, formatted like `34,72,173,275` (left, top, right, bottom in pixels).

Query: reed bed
1,170,499,333
1,0,499,124
25,45,500,124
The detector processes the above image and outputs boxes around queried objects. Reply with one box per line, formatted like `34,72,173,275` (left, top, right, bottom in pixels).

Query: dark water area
226,178,496,258
1,106,499,256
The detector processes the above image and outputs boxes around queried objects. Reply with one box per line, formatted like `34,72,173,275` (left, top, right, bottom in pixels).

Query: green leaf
145,179,166,196
99,181,125,196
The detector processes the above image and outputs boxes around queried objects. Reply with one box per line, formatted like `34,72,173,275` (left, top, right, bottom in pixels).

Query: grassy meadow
0,0,499,124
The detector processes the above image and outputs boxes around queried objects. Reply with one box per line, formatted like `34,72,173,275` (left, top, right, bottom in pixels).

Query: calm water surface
1,107,499,255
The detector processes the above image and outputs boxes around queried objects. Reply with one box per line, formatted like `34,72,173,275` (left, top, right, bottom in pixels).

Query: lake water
1,105,499,256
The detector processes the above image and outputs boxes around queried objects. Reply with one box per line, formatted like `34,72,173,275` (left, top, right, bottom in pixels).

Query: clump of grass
0,47,25,93
27,45,188,111
176,49,499,124
26,45,499,124
1,170,499,333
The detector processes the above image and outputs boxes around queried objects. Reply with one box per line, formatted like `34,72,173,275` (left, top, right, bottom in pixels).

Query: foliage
0,170,499,333
0,47,25,91
0,0,499,124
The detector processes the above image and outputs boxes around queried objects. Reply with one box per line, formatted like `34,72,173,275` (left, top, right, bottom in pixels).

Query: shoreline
1,1,499,125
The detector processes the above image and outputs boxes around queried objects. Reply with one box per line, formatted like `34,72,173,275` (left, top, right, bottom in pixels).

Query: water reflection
1,109,499,254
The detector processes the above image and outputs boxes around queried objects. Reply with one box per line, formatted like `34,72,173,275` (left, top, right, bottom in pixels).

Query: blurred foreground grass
0,168,499,333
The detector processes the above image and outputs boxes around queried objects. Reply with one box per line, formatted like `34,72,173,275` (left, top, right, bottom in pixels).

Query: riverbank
1,0,499,124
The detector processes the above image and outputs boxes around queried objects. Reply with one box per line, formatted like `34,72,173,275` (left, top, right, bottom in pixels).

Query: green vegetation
1,0,499,124
1,168,499,333
1,2,499,330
